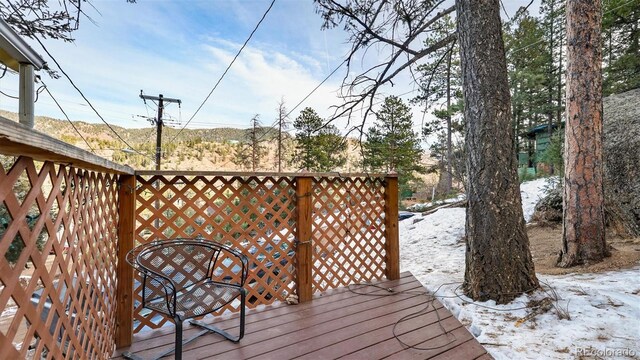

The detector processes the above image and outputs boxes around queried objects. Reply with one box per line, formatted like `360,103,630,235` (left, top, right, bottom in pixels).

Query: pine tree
363,96,424,196
2,0,92,42
602,0,640,95
457,0,539,303
559,0,608,267
291,107,346,172
275,99,290,172
416,14,462,194
505,11,550,165
314,0,456,125
234,115,266,171
233,143,251,170
247,114,266,171
540,0,567,129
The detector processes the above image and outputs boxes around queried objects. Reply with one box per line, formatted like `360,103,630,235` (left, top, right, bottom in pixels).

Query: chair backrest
138,241,219,292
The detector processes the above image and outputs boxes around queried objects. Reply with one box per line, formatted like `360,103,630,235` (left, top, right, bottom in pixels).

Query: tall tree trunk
559,0,608,267
547,1,556,175
528,110,534,168
557,33,563,126
278,114,283,172
515,106,521,154
457,0,538,304
444,46,453,193
276,99,288,173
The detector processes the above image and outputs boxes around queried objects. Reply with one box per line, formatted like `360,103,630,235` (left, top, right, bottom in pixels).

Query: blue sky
0,0,538,134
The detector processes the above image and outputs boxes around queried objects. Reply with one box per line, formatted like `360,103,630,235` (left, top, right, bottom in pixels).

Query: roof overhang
0,17,46,72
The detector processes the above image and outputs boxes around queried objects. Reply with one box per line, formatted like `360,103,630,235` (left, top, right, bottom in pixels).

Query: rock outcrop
603,88,640,237
532,88,640,237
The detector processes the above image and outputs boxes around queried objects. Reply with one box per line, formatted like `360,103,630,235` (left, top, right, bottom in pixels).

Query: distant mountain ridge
0,109,257,144
0,109,437,192
0,110,302,171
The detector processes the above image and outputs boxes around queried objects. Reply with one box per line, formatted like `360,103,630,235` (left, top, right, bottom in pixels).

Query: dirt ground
527,223,640,275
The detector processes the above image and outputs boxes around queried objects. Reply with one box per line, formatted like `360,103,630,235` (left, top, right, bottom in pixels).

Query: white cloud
0,1,352,132
1,0,541,143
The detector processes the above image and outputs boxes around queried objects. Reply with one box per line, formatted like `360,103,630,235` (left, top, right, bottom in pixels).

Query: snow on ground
406,193,467,212
400,178,640,360
520,178,552,222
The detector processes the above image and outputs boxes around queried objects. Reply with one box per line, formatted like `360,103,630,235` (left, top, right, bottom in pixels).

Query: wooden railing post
115,174,136,348
384,174,400,280
295,176,313,302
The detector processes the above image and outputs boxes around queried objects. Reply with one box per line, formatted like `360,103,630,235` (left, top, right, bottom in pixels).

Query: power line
41,81,95,152
169,0,276,143
282,81,417,138
261,86,418,139
252,59,347,143
0,89,19,99
142,127,157,144
7,1,153,162
284,60,347,119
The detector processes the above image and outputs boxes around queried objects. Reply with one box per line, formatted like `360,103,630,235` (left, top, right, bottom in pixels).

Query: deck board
113,272,490,360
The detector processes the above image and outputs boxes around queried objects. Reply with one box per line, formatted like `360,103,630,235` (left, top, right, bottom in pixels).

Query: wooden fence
128,171,398,335
0,118,133,359
0,117,399,356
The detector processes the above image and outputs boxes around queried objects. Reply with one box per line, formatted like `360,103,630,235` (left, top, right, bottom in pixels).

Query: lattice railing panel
0,156,119,359
134,175,296,332
311,177,387,293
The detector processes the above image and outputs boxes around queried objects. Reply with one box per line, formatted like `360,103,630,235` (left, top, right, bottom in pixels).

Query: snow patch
520,177,551,222
400,178,640,359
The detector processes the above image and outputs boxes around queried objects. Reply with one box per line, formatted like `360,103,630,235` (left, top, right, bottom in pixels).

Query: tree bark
559,0,608,267
457,0,539,304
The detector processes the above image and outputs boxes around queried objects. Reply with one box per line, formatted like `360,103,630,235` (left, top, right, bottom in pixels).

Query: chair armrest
128,242,179,314
127,241,179,289
140,268,179,315
215,245,249,287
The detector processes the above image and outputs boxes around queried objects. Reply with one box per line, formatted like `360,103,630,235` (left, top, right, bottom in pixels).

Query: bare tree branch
314,0,457,136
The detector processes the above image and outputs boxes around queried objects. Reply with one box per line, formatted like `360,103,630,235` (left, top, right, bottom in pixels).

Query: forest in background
418,0,638,195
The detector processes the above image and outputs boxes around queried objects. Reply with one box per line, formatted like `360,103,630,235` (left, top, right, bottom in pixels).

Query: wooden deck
113,272,490,360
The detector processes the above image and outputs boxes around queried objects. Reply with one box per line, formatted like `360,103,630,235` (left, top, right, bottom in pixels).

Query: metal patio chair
124,239,248,360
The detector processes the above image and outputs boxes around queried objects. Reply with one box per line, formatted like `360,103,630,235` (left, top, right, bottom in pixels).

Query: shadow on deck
112,272,490,360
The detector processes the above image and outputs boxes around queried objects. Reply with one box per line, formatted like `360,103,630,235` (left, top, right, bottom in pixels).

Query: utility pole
140,91,181,231
139,91,181,170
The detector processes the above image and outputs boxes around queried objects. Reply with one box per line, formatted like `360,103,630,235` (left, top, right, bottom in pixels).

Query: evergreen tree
602,0,640,95
363,96,424,197
292,107,346,172
314,0,456,126
234,114,266,171
540,0,566,128
2,0,94,42
505,11,550,164
415,14,463,194
232,143,251,170
457,0,539,303
559,0,608,267
275,99,290,172
246,114,266,171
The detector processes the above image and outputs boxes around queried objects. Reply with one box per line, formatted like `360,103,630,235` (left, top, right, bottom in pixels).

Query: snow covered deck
112,272,490,360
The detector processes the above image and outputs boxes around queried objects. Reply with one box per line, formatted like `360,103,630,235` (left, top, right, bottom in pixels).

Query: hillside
0,110,368,173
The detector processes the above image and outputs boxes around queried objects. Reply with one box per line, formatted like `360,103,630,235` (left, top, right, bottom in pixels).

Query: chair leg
190,290,247,343
174,318,183,360
123,318,200,360
239,288,246,340
123,293,247,360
